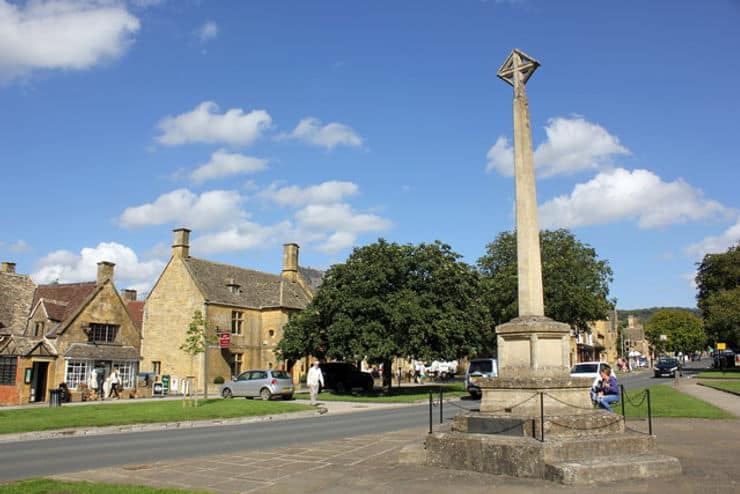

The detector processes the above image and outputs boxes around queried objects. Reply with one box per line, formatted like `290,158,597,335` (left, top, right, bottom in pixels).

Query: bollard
429,391,433,434
439,387,443,424
647,388,653,436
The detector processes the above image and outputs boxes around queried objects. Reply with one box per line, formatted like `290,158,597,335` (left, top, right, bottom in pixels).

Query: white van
465,358,498,398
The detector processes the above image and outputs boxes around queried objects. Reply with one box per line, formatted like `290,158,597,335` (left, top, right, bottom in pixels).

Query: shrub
213,375,225,384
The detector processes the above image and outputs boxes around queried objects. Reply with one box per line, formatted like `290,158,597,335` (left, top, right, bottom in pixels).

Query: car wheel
222,388,233,399
260,388,272,401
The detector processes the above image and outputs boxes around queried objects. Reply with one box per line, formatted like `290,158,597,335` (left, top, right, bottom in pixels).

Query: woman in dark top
595,366,620,413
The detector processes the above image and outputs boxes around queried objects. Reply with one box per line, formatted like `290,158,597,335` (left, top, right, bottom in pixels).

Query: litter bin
162,375,170,395
49,389,62,407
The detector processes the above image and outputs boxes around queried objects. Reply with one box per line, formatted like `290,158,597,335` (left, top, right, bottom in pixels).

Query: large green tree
645,309,705,355
695,243,740,348
477,229,613,332
277,239,488,388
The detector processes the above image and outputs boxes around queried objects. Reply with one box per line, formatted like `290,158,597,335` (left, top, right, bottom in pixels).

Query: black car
654,357,681,378
319,362,374,393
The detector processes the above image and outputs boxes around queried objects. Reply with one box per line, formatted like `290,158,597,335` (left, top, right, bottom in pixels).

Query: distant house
0,261,142,405
569,309,619,365
141,228,320,394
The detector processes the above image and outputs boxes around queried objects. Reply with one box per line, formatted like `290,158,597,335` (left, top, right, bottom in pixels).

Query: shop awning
64,343,140,361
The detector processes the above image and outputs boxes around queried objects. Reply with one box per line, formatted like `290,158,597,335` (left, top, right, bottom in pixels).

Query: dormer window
89,323,118,343
226,278,241,295
33,321,44,338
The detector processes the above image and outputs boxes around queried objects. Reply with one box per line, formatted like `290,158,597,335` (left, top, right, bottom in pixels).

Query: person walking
108,368,121,399
306,361,324,405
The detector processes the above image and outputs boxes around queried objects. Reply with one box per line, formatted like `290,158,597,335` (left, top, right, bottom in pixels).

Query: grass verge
0,399,313,435
622,384,734,419
0,479,209,493
296,383,467,403
694,370,740,379
699,380,740,395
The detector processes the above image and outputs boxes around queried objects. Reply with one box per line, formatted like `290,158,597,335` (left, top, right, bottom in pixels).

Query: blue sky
1,0,738,310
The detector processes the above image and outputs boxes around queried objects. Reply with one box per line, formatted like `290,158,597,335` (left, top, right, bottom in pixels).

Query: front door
29,362,48,403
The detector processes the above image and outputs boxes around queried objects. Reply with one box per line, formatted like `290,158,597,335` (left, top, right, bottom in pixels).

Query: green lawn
0,479,209,493
695,370,740,379
296,383,467,403
0,399,313,435
622,384,734,419
700,380,740,394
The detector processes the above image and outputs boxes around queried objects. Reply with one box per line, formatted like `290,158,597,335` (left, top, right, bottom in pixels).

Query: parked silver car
221,369,294,400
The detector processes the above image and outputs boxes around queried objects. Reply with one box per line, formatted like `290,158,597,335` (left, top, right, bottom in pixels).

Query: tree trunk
382,359,393,393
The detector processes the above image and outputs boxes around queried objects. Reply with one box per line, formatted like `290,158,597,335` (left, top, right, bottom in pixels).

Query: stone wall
141,258,203,386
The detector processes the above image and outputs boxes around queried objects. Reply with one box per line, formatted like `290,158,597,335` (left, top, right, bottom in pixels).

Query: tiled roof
31,283,97,324
624,328,646,341
64,343,139,361
183,257,311,310
0,335,57,357
125,301,145,331
299,266,324,292
0,272,36,335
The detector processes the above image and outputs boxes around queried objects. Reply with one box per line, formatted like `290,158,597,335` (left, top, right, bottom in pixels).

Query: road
0,358,712,483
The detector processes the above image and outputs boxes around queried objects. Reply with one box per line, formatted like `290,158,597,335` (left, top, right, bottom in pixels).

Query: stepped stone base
400,414,682,485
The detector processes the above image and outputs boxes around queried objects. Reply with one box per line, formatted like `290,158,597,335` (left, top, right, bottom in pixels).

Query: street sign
218,332,231,348
716,342,727,350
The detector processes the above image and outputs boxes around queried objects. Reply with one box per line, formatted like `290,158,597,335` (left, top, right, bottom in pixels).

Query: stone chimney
172,228,191,258
281,243,299,282
121,289,137,301
627,315,637,328
97,261,115,286
1,262,16,274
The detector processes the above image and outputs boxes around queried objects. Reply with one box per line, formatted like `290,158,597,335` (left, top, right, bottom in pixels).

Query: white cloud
486,117,630,177
685,217,740,259
0,0,140,81
259,181,359,207
280,117,363,150
7,240,30,253
190,150,267,183
156,101,272,147
317,231,357,253
539,168,729,229
197,20,218,42
129,0,165,7
118,188,244,229
32,241,165,292
295,203,391,252
191,221,293,255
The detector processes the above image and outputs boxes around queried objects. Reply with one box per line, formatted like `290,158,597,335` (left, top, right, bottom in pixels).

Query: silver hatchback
221,369,294,400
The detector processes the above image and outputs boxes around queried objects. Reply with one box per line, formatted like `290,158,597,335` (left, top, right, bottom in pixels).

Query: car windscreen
271,371,290,379
469,361,493,373
571,364,598,374
658,359,678,366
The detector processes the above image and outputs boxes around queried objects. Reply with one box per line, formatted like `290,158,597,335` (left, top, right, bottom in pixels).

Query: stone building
568,310,619,365
624,315,651,367
141,228,319,394
0,261,142,404
0,262,36,404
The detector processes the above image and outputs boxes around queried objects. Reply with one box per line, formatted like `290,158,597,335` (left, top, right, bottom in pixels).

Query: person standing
306,361,324,405
95,367,106,400
108,368,121,399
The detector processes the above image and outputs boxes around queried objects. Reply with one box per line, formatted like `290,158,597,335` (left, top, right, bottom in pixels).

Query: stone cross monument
479,49,590,415
404,50,682,484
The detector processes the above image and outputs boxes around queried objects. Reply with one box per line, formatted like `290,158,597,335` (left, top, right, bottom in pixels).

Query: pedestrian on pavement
595,366,620,413
307,361,324,405
95,367,106,400
108,368,121,399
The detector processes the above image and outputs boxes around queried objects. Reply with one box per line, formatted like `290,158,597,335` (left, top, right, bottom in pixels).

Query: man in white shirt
306,361,324,405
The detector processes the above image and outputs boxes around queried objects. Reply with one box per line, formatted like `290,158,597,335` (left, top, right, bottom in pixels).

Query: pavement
6,382,740,493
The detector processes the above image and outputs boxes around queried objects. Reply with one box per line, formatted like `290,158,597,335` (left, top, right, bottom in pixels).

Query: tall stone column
479,49,590,415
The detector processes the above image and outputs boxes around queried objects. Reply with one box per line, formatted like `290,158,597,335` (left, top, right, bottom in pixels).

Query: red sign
218,332,231,348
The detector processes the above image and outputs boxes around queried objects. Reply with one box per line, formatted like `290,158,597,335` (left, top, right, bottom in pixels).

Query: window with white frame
230,353,242,377
64,360,89,389
112,361,137,389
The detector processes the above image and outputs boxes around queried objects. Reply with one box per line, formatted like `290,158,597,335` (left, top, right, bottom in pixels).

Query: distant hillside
618,307,700,325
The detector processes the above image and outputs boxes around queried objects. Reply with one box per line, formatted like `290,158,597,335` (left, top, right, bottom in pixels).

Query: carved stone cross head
497,48,540,88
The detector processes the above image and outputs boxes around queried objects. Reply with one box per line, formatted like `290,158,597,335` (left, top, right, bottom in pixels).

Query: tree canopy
645,309,705,355
277,239,488,384
477,229,613,332
695,243,740,348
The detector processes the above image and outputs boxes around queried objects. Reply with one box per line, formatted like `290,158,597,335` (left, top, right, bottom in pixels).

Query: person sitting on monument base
590,363,609,405
595,366,620,413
